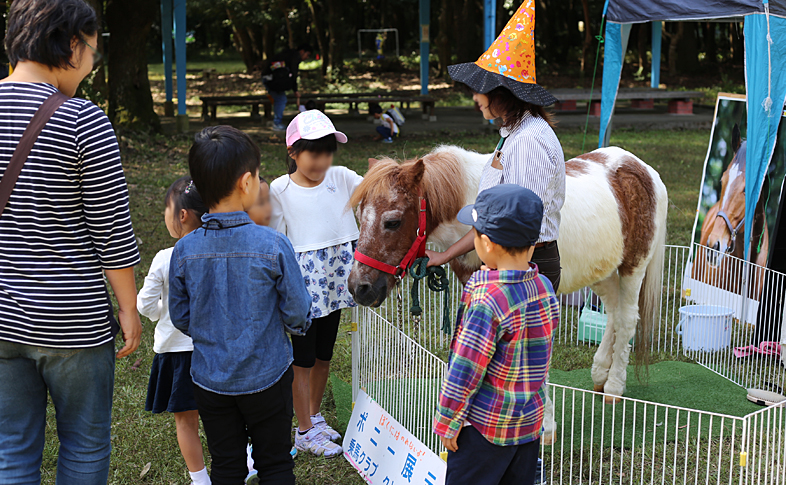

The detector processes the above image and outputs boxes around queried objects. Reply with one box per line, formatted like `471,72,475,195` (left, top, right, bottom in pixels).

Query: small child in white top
137,176,211,485
270,110,362,458
371,104,399,143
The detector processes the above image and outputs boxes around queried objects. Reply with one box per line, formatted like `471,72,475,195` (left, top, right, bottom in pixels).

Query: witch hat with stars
448,0,557,106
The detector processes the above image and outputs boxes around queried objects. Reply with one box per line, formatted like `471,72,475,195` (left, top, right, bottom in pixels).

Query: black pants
445,425,540,485
532,241,561,292
291,309,342,368
193,366,295,485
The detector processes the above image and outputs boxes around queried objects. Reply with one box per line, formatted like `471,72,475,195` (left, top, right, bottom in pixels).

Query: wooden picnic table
200,92,437,121
550,88,704,115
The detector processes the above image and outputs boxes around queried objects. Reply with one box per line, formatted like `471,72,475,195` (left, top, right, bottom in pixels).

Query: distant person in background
262,44,314,132
370,104,399,143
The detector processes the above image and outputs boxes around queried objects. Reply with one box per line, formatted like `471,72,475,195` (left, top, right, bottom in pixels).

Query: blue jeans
376,125,393,138
0,340,115,485
269,90,287,126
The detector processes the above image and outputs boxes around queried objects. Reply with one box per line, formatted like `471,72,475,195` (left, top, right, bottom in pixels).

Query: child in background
433,184,558,485
138,176,211,485
270,110,363,458
247,176,272,227
170,126,311,484
370,104,399,143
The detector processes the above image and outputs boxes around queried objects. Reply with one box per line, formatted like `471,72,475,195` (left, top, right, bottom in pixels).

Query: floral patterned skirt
296,240,357,318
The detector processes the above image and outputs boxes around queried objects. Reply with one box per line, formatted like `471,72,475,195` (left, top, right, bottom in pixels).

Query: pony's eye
384,220,401,230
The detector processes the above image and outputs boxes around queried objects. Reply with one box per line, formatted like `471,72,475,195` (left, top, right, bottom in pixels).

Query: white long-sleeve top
136,247,193,353
269,166,364,252
478,112,566,244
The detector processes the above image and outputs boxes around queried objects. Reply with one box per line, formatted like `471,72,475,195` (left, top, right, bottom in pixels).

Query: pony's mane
350,146,467,225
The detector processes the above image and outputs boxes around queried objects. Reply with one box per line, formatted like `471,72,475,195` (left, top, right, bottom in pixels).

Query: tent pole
160,0,174,117
484,0,496,50
651,21,662,88
419,0,430,96
173,0,188,132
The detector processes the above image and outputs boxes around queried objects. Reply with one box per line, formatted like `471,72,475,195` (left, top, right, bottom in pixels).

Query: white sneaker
311,413,341,442
294,427,343,458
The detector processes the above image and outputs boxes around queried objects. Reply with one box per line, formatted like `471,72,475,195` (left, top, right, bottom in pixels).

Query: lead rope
409,257,452,335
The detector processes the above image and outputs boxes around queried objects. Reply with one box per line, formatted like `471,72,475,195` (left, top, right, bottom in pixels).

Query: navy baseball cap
457,184,544,247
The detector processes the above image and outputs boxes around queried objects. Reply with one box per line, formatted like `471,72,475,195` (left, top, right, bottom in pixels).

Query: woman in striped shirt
0,0,141,483
426,5,565,292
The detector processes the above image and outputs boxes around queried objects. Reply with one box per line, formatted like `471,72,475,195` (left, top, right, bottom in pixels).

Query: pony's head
348,152,466,306
708,124,746,263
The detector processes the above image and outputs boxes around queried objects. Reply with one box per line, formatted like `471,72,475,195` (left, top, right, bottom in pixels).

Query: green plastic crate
577,293,632,345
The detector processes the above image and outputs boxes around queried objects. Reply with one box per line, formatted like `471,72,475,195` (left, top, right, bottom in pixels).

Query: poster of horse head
686,93,786,322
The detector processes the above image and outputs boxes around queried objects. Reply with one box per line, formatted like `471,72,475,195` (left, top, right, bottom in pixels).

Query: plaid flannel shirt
433,264,557,446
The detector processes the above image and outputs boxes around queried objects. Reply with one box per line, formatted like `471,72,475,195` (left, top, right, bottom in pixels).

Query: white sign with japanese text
343,390,446,485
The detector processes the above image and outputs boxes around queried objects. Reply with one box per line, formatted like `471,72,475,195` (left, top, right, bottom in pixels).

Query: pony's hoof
603,394,622,405
593,384,605,393
542,431,556,446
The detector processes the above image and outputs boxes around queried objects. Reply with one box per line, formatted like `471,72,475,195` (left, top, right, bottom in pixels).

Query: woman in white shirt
425,2,565,291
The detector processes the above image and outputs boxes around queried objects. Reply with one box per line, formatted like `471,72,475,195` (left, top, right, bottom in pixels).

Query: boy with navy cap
433,184,558,485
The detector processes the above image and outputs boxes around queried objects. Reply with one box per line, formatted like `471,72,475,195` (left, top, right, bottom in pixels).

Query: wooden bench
550,88,704,115
200,93,437,121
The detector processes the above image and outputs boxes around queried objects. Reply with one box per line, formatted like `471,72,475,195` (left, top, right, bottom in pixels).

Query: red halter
354,196,427,278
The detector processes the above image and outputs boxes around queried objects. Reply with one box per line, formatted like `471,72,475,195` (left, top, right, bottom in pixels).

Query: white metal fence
351,243,786,484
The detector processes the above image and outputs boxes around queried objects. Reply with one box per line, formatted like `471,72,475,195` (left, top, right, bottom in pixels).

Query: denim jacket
169,211,311,395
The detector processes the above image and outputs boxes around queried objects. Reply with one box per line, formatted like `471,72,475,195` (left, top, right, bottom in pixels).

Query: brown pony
693,124,769,298
348,145,669,410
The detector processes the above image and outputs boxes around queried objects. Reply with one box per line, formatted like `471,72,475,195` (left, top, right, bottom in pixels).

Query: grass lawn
35,125,709,484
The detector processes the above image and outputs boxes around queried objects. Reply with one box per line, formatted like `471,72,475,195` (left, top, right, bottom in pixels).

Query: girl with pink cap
269,110,362,458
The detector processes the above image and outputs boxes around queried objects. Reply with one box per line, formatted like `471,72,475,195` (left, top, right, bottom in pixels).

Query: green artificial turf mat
550,360,760,418
330,372,353,434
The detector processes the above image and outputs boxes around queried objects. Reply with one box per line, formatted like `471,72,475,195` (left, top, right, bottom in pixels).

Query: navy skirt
145,351,198,414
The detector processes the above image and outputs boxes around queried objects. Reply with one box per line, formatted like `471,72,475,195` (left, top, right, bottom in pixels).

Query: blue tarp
743,13,786,257
599,1,786,259
606,0,786,23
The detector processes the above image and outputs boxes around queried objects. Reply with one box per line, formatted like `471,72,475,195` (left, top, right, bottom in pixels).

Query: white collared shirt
478,113,565,243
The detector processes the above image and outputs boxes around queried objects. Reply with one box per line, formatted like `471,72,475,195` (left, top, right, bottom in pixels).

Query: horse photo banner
686,93,786,323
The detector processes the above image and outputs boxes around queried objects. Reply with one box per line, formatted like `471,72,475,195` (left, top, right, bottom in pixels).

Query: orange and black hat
448,1,557,107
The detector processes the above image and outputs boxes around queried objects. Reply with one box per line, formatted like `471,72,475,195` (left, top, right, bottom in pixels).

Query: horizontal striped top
0,82,140,348
478,113,566,243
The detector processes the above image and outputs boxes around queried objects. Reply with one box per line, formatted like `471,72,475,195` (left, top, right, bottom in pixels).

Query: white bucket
676,305,733,352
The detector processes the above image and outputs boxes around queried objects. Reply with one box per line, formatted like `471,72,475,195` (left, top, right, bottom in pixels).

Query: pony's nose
349,276,388,307
351,283,375,304
712,241,720,254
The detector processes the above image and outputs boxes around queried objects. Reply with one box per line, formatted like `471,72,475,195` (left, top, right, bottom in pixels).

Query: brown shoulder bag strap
0,91,70,217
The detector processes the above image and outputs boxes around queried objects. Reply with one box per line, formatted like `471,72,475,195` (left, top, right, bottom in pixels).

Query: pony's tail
634,198,667,382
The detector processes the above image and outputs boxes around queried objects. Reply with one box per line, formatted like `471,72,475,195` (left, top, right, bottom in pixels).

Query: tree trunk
676,22,698,74
704,22,717,66
105,0,159,131
731,21,744,66
436,0,452,78
664,22,684,75
305,0,328,76
226,7,262,71
580,0,593,73
326,0,344,76
279,0,295,49
84,0,106,101
637,23,647,74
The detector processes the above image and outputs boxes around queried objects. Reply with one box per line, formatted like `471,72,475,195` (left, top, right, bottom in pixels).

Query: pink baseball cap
286,110,348,146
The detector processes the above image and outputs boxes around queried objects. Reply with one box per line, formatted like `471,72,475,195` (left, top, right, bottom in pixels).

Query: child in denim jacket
170,126,311,484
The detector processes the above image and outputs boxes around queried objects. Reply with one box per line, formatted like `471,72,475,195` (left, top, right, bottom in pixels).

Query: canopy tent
599,0,786,259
